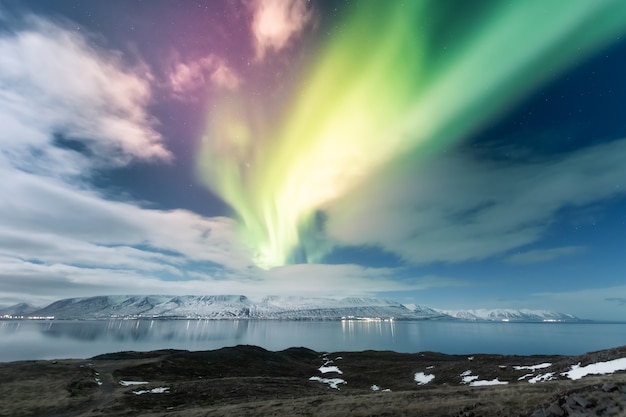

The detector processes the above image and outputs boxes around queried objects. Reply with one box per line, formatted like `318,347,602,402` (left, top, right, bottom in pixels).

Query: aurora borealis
198,1,626,269
2,0,626,319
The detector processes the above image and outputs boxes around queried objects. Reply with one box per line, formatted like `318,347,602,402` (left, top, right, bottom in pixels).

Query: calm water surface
1,320,626,362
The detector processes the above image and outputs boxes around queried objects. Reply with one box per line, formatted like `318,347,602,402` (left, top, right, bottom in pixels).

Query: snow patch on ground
460,370,479,384
469,378,509,386
119,380,148,386
518,373,534,381
309,376,346,389
95,378,102,386
133,387,169,395
414,372,435,385
319,365,342,374
562,358,626,380
528,372,555,383
371,384,380,391
513,363,551,371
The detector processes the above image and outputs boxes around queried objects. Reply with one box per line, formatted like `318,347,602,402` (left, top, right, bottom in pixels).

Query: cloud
0,256,426,307
506,246,584,264
531,285,626,319
168,54,241,97
0,15,408,306
0,255,226,306
0,166,259,305
0,166,252,269
326,138,626,265
0,15,256,305
264,264,412,295
210,61,242,90
248,0,313,60
0,17,171,174
189,263,437,299
606,297,626,306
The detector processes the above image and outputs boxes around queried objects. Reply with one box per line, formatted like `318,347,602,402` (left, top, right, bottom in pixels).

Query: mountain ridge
7,295,583,321
0,302,40,317
435,308,579,322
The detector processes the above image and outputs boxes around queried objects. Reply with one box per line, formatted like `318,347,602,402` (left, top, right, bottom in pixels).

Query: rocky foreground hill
1,345,625,416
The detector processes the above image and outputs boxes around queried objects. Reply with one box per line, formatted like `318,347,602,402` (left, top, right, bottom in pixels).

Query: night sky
1,0,626,320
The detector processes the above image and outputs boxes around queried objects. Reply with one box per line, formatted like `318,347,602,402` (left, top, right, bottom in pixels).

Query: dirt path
69,357,165,417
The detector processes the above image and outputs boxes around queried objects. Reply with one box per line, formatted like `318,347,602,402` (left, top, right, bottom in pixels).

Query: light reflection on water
1,319,626,362
341,319,396,346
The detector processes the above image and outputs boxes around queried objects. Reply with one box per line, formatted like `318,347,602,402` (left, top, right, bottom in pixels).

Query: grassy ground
0,345,625,417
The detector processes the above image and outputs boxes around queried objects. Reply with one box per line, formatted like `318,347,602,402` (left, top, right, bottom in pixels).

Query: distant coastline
0,294,583,322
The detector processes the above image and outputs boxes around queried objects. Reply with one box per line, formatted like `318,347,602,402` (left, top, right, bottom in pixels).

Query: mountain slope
435,308,579,322
32,295,252,319
0,303,40,317
23,296,580,321
30,295,445,320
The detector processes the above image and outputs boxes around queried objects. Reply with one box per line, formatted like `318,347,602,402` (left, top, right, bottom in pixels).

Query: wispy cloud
0,161,258,303
264,264,411,295
0,15,421,305
248,0,313,61
190,263,435,299
0,17,171,173
506,246,584,264
532,286,626,319
0,15,254,305
210,61,242,90
168,54,241,97
606,297,626,306
327,139,626,265
0,255,231,306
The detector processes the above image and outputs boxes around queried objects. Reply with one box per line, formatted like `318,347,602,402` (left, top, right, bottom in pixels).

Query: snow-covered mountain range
27,295,445,320
3,295,582,321
0,302,40,317
434,308,579,322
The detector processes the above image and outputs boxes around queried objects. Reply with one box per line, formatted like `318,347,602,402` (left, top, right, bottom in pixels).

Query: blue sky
1,0,626,320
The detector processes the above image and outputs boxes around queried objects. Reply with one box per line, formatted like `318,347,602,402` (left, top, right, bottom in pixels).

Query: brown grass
0,346,625,417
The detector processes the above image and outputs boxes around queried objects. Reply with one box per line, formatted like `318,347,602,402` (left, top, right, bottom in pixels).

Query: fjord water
1,320,625,362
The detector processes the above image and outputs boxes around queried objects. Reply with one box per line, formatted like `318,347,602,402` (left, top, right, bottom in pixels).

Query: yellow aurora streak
198,1,626,269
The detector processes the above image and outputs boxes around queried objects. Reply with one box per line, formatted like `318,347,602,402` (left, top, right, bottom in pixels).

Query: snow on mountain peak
436,308,578,322
14,295,581,322
26,295,445,320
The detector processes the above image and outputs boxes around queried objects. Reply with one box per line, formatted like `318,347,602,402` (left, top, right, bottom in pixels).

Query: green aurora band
198,0,626,269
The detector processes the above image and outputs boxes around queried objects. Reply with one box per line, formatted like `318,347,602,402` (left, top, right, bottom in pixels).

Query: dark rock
565,396,579,408
604,406,621,416
602,382,618,392
66,379,98,396
595,397,616,412
530,409,548,417
562,405,576,415
571,394,590,408
547,402,565,416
